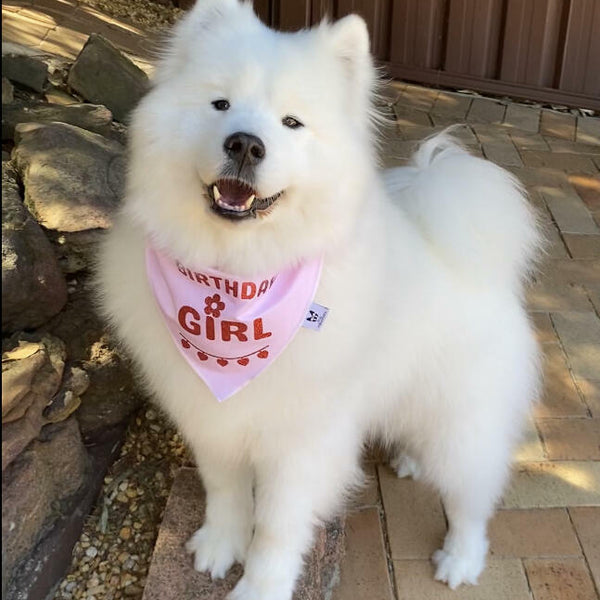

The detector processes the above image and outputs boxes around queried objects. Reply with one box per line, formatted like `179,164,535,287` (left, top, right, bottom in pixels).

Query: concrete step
142,467,345,600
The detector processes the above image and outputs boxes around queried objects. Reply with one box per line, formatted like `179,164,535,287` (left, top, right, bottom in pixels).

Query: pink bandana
145,244,323,401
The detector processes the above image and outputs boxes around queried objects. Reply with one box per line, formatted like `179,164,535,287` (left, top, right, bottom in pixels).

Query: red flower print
204,293,225,318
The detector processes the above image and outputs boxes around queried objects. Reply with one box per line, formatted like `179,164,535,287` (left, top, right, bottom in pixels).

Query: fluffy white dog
97,1,543,598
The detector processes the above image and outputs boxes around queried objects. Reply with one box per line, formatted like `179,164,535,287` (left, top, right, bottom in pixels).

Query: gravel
79,0,183,32
52,405,190,600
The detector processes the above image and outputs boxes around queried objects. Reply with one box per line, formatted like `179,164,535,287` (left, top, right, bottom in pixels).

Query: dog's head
127,0,378,274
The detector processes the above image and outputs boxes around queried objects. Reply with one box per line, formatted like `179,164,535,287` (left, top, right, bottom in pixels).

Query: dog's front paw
432,548,485,589
185,523,249,579
227,575,292,600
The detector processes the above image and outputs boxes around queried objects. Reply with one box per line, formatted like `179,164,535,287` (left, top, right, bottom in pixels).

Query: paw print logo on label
303,303,329,331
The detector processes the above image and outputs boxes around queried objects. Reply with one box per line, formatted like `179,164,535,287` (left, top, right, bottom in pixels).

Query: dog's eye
212,99,230,111
282,115,303,129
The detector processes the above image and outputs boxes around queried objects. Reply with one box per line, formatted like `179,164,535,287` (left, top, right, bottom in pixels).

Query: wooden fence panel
276,0,311,30
310,0,334,24
445,0,503,78
559,0,600,96
252,0,600,109
389,0,446,68
500,0,564,87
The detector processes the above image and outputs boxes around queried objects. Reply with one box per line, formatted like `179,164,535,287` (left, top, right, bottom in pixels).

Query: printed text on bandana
176,263,275,366
177,263,276,300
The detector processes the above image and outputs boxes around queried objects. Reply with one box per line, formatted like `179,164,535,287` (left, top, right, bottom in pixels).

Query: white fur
96,2,543,598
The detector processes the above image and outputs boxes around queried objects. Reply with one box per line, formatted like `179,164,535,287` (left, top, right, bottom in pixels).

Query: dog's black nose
224,132,265,165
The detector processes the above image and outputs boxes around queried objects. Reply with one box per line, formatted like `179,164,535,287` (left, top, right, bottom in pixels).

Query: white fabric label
303,302,329,331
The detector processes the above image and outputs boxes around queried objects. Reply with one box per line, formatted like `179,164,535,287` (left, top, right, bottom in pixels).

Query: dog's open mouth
208,178,284,220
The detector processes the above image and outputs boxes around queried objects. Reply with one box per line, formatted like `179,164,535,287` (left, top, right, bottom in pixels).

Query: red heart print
237,357,249,366
197,351,208,361
217,358,229,367
181,339,191,349
257,350,269,359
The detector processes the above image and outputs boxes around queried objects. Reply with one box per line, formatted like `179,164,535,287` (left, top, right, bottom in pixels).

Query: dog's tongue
217,179,254,207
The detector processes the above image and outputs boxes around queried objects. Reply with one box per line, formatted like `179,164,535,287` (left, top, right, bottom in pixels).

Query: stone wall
2,36,148,600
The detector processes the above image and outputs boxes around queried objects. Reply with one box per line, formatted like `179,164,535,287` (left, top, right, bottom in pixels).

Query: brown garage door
253,0,600,111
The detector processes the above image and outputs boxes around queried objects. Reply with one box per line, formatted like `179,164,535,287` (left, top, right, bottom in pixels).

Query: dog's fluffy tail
384,130,544,294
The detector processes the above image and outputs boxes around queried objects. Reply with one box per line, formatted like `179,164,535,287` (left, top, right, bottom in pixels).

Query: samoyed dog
97,1,542,598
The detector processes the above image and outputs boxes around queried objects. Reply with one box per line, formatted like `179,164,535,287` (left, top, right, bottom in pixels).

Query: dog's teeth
213,188,259,212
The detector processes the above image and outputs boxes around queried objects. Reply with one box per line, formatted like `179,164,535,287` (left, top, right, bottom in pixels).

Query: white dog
97,1,543,598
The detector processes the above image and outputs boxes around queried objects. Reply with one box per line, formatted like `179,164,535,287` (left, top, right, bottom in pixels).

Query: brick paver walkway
3,1,599,599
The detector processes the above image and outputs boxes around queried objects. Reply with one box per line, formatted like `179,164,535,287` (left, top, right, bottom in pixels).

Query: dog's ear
327,15,374,122
155,0,245,82
186,0,239,29
329,14,370,63
328,15,372,91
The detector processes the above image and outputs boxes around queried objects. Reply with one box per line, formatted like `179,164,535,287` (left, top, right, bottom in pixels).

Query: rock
2,101,113,141
43,281,109,361
1,334,66,471
44,56,72,91
43,365,89,424
12,122,125,232
3,423,124,600
108,120,128,146
2,43,71,91
2,77,14,104
68,34,149,122
2,163,68,332
1,341,47,421
44,86,78,105
142,468,346,600
48,229,105,274
43,389,81,425
1,54,48,93
43,281,143,442
75,335,142,443
2,393,49,471
1,417,89,595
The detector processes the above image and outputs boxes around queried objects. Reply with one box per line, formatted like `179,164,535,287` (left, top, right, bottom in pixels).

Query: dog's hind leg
421,419,512,589
431,473,496,589
411,314,538,589
418,385,525,589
